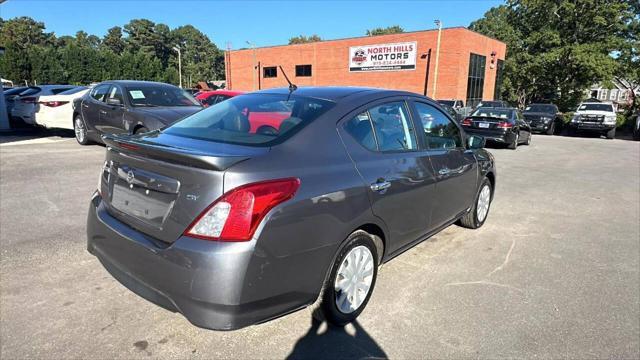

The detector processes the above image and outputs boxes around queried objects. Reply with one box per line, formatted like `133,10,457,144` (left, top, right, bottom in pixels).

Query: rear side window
164,94,334,147
344,112,377,151
91,85,110,102
414,102,463,150
344,102,417,152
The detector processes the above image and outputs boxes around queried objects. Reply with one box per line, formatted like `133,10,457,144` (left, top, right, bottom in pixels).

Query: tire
317,230,379,327
605,128,616,139
524,132,531,145
546,122,555,135
459,177,493,229
134,126,149,135
74,115,90,145
508,133,518,150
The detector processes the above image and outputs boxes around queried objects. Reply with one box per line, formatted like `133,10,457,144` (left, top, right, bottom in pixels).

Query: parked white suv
569,102,617,139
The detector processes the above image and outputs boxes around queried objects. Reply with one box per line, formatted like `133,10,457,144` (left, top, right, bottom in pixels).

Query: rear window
58,86,87,95
472,108,513,119
163,93,334,147
19,87,41,96
51,87,76,95
579,103,613,112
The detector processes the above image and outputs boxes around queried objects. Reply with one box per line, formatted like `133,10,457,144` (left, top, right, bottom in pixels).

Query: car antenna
279,66,297,92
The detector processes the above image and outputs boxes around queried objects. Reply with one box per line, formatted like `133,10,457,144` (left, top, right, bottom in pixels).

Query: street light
172,45,182,88
246,40,257,91
432,19,443,98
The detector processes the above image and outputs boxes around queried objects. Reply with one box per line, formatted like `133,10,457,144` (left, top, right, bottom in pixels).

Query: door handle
99,110,107,115
439,168,450,176
82,104,89,108
370,181,391,192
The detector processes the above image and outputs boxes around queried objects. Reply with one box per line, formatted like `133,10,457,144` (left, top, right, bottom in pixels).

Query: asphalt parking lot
1,133,639,359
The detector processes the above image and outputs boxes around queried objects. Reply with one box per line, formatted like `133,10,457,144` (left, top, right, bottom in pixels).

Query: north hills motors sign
349,41,417,72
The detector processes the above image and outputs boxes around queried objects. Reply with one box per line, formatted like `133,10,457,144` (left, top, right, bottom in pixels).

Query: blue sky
1,0,503,49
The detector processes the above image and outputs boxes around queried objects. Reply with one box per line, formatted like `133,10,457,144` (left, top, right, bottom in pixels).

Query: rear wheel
525,132,531,145
605,128,616,139
508,133,519,150
74,115,90,145
546,122,555,135
459,177,492,229
317,230,378,326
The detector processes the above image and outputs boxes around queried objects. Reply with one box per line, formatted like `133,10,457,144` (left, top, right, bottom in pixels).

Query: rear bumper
464,128,516,143
86,193,317,330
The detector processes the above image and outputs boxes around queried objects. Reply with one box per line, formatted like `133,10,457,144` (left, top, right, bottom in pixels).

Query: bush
616,113,627,129
562,111,574,124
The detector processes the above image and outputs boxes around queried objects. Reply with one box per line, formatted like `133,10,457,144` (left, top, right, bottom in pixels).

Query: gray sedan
87,87,496,330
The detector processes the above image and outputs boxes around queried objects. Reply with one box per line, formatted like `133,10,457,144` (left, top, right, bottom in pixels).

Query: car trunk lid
100,132,268,243
468,116,510,130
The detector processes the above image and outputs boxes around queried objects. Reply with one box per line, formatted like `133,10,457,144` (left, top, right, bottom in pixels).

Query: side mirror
106,98,122,106
467,135,485,149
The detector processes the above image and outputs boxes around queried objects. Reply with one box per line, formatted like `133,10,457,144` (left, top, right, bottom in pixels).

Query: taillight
117,142,140,151
497,121,513,128
461,117,473,126
20,97,36,103
40,101,69,107
185,178,300,242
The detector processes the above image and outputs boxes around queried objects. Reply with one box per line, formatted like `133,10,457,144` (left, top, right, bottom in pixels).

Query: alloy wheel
334,245,374,314
75,117,86,143
477,184,491,222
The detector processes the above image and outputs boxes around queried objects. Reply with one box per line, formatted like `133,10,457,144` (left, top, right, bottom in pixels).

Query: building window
295,65,312,77
263,66,277,78
610,89,617,100
600,89,608,100
466,53,486,108
493,59,504,100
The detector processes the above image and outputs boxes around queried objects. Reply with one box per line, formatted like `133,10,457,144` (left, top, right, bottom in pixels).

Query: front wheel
605,128,616,139
74,115,90,145
317,230,378,326
524,132,532,145
546,122,555,135
508,134,519,150
459,178,493,229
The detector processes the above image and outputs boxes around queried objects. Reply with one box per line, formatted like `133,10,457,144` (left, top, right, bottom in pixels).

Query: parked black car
475,100,509,109
523,103,561,135
461,107,531,149
87,86,496,330
72,80,202,145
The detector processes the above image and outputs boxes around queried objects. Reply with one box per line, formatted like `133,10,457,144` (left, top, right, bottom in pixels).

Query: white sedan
11,85,80,124
34,87,89,130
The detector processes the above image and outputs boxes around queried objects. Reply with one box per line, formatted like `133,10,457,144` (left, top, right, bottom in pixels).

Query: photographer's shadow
286,312,387,360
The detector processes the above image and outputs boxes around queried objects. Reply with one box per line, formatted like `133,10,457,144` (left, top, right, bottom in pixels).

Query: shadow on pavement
0,121,74,144
286,315,387,360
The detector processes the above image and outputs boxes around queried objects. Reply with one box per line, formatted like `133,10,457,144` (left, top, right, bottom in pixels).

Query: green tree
470,0,636,111
288,34,322,44
366,25,404,36
102,26,125,54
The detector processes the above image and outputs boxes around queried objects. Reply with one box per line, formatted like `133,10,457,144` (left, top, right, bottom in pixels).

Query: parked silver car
87,87,496,330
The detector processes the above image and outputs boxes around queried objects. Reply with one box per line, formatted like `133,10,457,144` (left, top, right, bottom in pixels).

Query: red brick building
225,27,506,107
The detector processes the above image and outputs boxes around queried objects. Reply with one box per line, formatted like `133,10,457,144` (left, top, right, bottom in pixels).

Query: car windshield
125,84,200,107
438,100,455,106
525,104,555,113
471,108,513,119
578,103,613,112
163,93,335,147
58,86,87,95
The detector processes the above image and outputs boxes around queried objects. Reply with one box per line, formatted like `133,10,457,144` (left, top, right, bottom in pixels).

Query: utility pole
432,20,443,98
173,45,182,88
246,40,257,91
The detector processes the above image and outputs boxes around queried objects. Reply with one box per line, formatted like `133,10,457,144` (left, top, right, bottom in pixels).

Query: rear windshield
525,104,556,113
471,108,514,119
578,103,613,112
163,93,335,147
125,84,200,107
478,101,503,107
57,86,87,95
19,87,42,96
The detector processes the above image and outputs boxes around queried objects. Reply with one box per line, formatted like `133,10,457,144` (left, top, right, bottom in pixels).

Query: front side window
107,86,123,103
295,65,312,77
163,94,334,147
414,102,463,150
125,84,200,107
91,84,110,102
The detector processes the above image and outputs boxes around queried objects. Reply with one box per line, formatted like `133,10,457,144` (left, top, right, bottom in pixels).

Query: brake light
20,97,36,103
185,178,300,241
40,101,69,107
461,117,473,126
117,142,140,151
497,121,513,128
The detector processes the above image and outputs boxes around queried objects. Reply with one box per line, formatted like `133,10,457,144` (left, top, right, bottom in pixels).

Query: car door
411,101,478,229
82,84,111,134
339,99,437,254
101,85,127,134
515,111,530,139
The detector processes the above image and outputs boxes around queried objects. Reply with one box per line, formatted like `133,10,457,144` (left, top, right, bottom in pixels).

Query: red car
196,90,245,107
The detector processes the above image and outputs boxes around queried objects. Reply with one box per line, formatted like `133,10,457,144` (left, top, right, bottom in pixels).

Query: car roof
253,86,417,101
100,80,179,87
